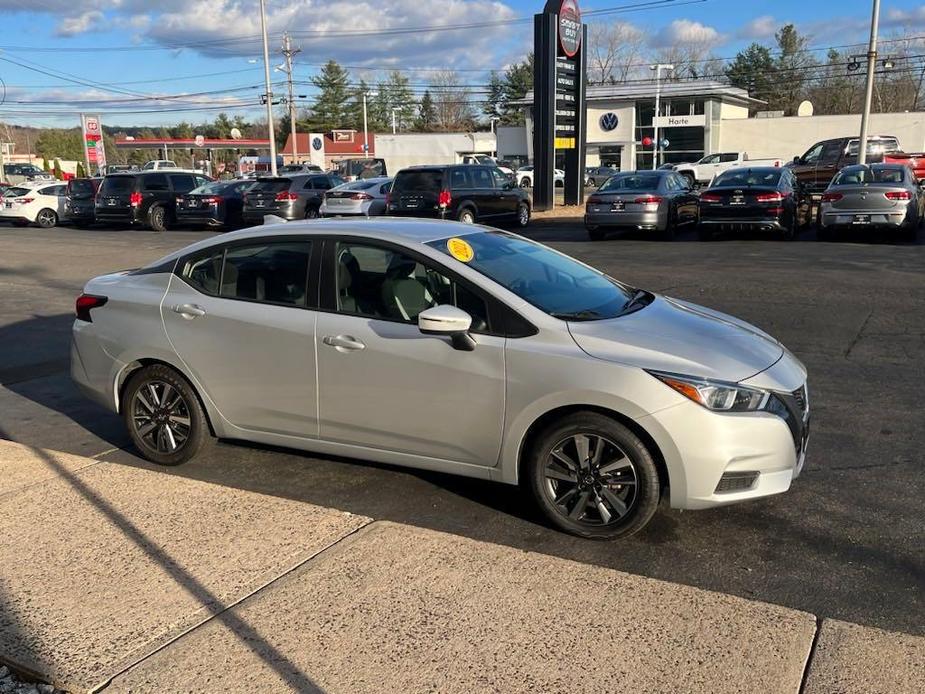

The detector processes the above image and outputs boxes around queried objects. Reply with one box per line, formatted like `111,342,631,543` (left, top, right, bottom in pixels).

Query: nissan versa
71,220,809,539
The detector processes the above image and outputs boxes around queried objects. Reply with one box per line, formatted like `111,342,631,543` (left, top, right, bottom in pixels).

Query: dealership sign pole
80,114,106,175
533,0,587,211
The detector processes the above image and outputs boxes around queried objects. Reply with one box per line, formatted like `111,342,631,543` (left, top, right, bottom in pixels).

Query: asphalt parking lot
1,220,922,637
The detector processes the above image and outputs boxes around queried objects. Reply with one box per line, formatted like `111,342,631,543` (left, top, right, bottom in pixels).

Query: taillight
20,197,34,203
203,196,222,205
700,192,721,203
438,190,451,208
821,192,843,202
885,190,911,200
75,294,108,322
275,191,298,201
129,191,142,207
587,195,603,205
634,195,662,204
755,192,784,203
350,192,373,201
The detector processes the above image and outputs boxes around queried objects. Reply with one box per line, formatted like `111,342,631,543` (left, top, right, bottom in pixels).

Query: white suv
0,180,67,228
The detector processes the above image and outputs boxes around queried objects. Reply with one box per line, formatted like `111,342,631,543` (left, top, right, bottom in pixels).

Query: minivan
65,178,102,227
95,171,212,231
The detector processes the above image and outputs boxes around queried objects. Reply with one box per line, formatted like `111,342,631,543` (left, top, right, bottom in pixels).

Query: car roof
716,166,783,173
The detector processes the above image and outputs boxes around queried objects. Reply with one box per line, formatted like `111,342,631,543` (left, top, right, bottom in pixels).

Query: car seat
381,254,433,321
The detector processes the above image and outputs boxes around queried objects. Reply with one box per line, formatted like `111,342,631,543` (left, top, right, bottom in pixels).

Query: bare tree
587,21,647,84
429,71,475,132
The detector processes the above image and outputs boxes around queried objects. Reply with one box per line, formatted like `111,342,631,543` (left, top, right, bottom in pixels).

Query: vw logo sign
312,136,323,151
599,112,619,132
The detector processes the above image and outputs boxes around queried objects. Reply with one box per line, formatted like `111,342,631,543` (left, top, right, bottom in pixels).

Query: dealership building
499,80,925,169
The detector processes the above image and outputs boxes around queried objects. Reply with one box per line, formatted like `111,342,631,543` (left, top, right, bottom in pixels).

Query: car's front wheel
515,202,530,228
526,412,661,540
123,364,212,466
520,177,532,188
305,205,320,220
457,207,476,224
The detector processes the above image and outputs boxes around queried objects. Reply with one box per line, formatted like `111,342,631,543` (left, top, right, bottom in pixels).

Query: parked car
818,163,921,242
585,170,699,241
142,160,179,171
3,163,54,186
242,173,345,224
72,220,809,540
332,158,387,182
673,152,785,187
320,177,392,218
0,180,67,228
883,152,925,181
95,171,213,231
461,154,515,177
103,164,137,175
787,135,900,194
176,179,255,230
698,167,810,240
516,166,564,188
585,166,619,187
279,164,324,174
65,177,102,227
388,165,530,227
0,182,13,199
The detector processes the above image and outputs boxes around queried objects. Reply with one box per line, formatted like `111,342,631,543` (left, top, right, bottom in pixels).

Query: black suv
242,173,344,224
387,165,530,227
65,178,102,227
95,171,212,231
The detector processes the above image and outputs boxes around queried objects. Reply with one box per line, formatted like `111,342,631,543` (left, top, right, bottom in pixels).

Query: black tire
457,207,476,224
525,412,661,540
662,207,677,241
515,202,530,228
588,178,596,187
122,364,212,466
681,173,696,188
520,177,532,188
36,208,58,228
781,213,797,241
147,205,167,232
587,226,605,241
305,205,320,220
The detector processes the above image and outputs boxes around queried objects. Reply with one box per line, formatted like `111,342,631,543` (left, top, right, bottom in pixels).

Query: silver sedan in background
584,170,700,241
819,163,922,242
71,220,808,540
320,177,392,218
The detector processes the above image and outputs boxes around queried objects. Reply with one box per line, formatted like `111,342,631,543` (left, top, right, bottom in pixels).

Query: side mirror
793,156,802,165
418,305,476,351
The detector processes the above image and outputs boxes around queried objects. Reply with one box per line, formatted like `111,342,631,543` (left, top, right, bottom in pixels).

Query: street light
391,107,400,134
650,63,674,170
257,0,278,176
489,116,500,157
858,0,881,165
363,91,378,155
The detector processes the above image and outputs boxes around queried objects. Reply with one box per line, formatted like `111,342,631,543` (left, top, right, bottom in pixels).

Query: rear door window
100,176,136,194
142,174,169,192
170,174,197,193
449,169,472,190
69,179,97,198
471,168,494,189
251,179,291,194
221,242,312,306
393,170,442,193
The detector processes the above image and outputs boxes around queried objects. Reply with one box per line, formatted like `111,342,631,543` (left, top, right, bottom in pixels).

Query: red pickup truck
884,153,925,180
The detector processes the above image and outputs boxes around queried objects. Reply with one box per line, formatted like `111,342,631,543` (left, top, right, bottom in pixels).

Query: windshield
427,231,636,320
393,170,442,193
713,170,781,187
68,180,97,198
99,176,136,194
833,167,906,185
600,174,662,191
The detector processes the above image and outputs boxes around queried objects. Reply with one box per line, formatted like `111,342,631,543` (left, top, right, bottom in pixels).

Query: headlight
648,371,770,412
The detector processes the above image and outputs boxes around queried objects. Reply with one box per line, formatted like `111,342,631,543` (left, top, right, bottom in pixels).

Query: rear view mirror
418,305,476,351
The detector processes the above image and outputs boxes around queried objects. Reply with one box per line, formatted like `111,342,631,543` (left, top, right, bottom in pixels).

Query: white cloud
885,6,925,26
738,15,777,40
651,19,723,48
55,10,106,36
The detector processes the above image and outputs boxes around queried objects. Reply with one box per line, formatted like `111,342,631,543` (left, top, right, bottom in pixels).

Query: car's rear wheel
681,173,695,188
123,364,212,466
305,206,320,220
520,177,532,188
147,205,167,232
36,208,58,228
515,202,530,228
662,207,677,241
457,207,476,224
526,412,661,540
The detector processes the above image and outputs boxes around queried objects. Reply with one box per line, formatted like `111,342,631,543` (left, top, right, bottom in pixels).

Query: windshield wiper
621,289,652,315
550,309,603,321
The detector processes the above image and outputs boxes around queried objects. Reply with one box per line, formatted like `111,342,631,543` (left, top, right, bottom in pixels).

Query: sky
1,0,924,128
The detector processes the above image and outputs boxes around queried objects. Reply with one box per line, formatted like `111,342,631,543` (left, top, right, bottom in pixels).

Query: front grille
715,471,759,493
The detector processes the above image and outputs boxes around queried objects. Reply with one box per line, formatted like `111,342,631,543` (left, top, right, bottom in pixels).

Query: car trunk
700,186,786,219
825,185,907,212
587,190,662,214
245,179,291,212
97,176,137,210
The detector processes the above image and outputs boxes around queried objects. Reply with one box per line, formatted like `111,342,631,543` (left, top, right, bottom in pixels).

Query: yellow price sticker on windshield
447,237,474,262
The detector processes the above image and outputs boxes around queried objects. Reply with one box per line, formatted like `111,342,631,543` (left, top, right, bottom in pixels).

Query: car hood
567,296,783,382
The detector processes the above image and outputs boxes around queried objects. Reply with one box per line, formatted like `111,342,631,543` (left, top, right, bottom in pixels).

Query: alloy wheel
518,204,530,227
543,433,638,526
37,209,57,228
130,380,192,455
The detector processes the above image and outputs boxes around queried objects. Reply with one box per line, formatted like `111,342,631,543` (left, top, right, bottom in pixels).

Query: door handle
322,334,366,351
173,303,206,319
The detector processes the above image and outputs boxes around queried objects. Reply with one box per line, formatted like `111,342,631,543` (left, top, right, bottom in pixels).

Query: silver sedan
72,220,808,540
819,163,922,242
320,176,392,218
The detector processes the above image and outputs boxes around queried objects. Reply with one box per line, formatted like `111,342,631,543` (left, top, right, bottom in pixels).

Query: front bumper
638,377,809,511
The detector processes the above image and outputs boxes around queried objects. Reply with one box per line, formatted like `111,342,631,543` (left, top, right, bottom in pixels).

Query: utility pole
858,0,881,165
281,32,301,164
363,91,378,155
258,0,278,176
391,107,399,134
650,63,673,170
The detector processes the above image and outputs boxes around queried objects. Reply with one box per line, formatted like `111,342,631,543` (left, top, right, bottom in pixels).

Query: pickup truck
2,163,54,186
787,135,900,194
673,152,785,186
884,152,925,181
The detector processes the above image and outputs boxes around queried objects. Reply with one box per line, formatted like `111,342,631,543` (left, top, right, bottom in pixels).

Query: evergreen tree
308,60,351,131
484,71,505,121
76,162,86,178
42,157,50,172
348,79,372,131
773,24,816,115
416,90,437,132
499,55,534,125
385,71,416,131
53,159,63,180
724,43,776,108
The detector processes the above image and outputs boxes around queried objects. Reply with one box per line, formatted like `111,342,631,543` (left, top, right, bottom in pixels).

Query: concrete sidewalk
0,440,922,693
